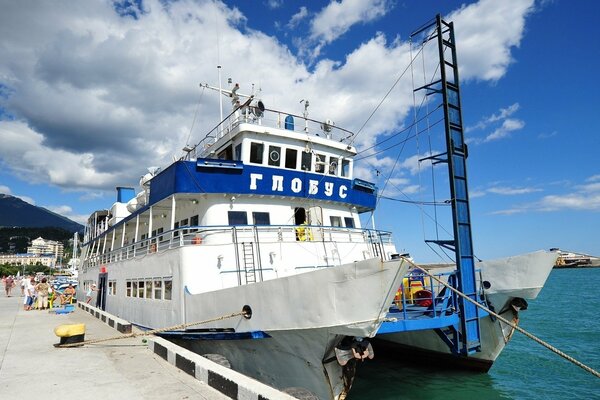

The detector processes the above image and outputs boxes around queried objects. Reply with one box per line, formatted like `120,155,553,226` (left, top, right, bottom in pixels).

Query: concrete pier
0,292,292,399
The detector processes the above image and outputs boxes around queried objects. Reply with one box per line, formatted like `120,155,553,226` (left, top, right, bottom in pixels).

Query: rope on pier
57,309,248,348
404,257,600,379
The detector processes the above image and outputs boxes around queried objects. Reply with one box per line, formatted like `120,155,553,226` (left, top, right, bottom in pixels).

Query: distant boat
551,248,600,268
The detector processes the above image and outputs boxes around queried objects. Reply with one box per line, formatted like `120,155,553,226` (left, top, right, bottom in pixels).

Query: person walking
86,283,97,304
35,278,50,310
24,277,35,311
4,276,15,297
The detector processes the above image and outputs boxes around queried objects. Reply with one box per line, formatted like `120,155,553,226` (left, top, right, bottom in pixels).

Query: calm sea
350,268,600,399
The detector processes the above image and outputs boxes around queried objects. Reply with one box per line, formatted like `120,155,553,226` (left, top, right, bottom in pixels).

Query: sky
0,0,599,263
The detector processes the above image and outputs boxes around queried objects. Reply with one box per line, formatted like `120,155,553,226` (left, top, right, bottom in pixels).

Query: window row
228,211,270,226
249,142,350,177
125,278,173,300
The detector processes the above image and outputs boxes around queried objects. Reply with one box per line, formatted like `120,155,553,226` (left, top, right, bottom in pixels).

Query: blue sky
0,0,598,262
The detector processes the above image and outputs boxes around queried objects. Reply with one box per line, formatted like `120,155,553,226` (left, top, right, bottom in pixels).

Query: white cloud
0,0,537,196
288,7,308,29
488,186,541,195
0,185,11,195
467,102,520,132
44,204,88,224
484,118,525,142
491,177,600,214
266,0,283,9
310,0,391,44
450,0,536,81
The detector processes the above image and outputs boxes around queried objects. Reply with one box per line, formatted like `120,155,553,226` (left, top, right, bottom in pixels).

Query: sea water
350,268,600,399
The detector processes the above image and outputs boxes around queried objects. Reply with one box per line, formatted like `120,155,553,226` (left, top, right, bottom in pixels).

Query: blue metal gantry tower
413,15,481,355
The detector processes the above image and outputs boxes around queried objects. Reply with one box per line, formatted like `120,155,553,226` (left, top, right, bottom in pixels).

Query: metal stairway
241,242,256,284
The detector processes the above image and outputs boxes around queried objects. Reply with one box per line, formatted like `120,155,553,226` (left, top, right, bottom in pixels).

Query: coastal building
0,253,55,267
27,237,64,260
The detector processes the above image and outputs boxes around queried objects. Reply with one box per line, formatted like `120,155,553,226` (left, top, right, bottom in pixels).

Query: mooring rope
403,257,600,379
58,309,248,348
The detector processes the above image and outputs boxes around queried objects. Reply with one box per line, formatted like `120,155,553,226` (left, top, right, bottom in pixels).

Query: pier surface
0,293,229,399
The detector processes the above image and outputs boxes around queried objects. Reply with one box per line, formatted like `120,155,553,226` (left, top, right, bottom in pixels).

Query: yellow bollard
54,323,86,347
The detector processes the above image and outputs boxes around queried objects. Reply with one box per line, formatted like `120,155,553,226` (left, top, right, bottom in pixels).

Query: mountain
0,194,83,232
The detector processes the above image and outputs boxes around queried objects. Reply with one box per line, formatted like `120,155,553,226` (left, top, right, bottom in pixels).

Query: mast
413,14,481,355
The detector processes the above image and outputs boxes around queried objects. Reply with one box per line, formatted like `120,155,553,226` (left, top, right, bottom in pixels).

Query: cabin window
190,215,199,227
234,144,242,161
228,211,248,225
329,158,338,175
108,280,116,295
174,221,179,237
252,212,270,225
164,279,172,300
285,149,297,169
344,217,355,228
132,281,138,298
250,142,264,164
137,281,145,298
341,159,350,177
315,154,326,173
180,218,189,235
218,145,233,160
268,146,281,166
330,216,342,227
145,279,152,298
126,281,132,297
301,151,312,171
154,280,163,300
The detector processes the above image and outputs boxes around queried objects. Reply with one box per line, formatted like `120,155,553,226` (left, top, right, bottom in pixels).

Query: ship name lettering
249,173,348,199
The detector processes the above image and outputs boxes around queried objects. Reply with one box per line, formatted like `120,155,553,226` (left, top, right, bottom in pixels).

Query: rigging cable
185,86,206,148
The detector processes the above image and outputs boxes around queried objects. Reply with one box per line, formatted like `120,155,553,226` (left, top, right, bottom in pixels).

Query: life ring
192,236,203,245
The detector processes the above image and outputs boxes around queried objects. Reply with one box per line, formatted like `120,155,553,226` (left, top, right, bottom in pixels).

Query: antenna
217,65,224,135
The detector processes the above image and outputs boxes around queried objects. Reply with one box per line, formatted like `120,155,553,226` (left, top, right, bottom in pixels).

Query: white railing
82,225,394,271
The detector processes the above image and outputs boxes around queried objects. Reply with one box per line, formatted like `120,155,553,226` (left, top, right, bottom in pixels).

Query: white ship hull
80,250,407,399
375,250,558,370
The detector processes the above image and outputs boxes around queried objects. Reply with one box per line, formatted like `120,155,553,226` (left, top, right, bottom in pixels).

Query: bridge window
250,142,264,164
341,159,350,177
329,159,338,175
218,145,233,160
228,211,248,225
268,145,281,166
330,216,342,227
190,215,199,226
301,151,312,171
315,154,326,173
234,144,242,161
344,217,355,228
252,212,270,225
285,149,297,169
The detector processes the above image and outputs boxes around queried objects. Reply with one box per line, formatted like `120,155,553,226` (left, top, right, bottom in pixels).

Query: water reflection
350,356,511,400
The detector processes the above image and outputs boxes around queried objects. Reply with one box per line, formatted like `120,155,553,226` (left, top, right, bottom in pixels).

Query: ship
77,82,409,398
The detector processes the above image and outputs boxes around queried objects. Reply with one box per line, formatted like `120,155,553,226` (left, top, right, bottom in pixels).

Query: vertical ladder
413,14,481,355
242,242,256,284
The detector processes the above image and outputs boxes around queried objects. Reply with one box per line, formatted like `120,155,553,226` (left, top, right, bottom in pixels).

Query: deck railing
192,107,355,159
82,225,394,272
